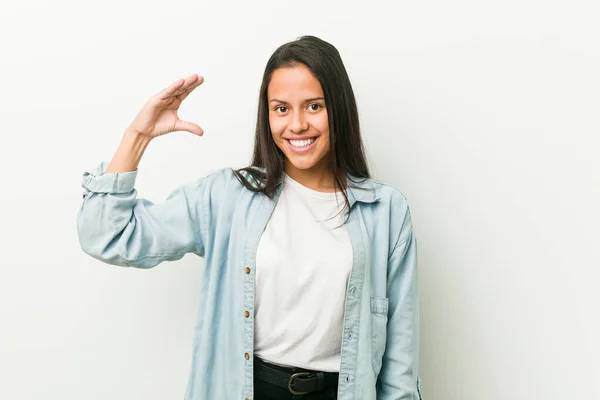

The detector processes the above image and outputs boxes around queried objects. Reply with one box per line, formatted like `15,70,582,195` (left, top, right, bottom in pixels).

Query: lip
285,137,318,153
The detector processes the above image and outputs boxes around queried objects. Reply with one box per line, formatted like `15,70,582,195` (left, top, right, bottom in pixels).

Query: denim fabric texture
77,161,423,400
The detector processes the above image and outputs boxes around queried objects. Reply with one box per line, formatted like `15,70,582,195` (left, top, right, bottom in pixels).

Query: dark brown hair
235,35,370,222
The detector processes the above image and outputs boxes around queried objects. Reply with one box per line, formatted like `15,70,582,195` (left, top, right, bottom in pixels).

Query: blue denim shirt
77,161,422,400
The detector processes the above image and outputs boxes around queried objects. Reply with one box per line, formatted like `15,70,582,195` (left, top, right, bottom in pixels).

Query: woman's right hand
128,74,205,139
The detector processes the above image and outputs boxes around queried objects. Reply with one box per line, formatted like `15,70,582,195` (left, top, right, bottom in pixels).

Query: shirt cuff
81,161,138,194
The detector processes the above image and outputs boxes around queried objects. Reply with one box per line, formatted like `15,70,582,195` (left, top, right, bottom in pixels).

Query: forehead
267,65,323,100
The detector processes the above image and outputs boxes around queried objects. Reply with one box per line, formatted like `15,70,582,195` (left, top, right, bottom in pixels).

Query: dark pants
253,357,339,400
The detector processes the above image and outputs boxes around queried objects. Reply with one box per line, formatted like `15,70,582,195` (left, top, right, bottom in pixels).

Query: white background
1,0,598,399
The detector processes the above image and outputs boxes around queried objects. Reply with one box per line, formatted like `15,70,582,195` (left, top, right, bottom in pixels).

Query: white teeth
289,138,316,148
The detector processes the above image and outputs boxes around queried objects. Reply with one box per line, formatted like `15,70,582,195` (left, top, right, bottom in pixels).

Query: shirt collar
273,171,380,205
346,174,380,205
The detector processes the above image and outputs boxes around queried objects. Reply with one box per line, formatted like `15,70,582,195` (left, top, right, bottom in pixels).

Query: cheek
317,115,330,149
269,115,285,137
316,113,329,133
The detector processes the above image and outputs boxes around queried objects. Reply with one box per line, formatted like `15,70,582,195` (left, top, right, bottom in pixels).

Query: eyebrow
269,97,325,104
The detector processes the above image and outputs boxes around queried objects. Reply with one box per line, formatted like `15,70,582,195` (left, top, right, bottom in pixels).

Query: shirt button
244,311,250,318
245,352,250,360
244,267,251,274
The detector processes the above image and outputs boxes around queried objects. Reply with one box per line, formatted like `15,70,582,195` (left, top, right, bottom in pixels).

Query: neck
284,162,343,193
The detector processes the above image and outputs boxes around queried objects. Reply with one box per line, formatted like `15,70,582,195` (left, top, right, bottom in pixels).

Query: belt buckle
288,371,312,395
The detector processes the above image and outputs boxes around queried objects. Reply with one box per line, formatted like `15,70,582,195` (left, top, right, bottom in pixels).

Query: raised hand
128,74,204,139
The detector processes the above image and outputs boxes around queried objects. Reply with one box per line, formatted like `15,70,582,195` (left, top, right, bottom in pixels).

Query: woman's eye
275,106,287,113
308,103,322,111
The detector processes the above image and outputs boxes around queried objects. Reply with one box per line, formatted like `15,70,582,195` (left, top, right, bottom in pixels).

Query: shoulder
191,167,248,194
374,178,409,204
349,175,414,246
188,167,266,204
349,175,410,211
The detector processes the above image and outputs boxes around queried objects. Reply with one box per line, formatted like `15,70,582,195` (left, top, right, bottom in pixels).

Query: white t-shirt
254,173,353,372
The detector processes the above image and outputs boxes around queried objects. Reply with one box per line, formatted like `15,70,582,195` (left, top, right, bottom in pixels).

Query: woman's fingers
157,78,185,100
140,74,204,138
157,74,200,100
177,77,204,102
174,119,204,136
173,74,200,97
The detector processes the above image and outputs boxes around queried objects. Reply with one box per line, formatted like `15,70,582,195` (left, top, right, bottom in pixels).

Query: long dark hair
234,35,370,221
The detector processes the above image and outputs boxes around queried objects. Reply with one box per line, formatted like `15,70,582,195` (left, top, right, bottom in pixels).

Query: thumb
174,119,204,136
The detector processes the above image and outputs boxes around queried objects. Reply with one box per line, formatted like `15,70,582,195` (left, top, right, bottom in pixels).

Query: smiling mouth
287,137,317,148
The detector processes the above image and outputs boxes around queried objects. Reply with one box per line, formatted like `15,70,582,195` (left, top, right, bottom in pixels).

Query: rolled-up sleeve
77,161,206,268
377,208,422,399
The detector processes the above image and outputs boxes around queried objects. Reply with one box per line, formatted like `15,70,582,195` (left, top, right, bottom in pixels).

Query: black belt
254,356,339,395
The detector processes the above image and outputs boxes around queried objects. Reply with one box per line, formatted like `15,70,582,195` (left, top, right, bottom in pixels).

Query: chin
286,159,318,170
285,152,330,172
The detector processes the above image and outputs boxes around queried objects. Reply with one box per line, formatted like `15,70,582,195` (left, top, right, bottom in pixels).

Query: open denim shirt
77,161,423,400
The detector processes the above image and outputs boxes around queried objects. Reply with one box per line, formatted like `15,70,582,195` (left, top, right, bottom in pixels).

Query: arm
77,74,207,268
377,211,423,399
77,161,206,268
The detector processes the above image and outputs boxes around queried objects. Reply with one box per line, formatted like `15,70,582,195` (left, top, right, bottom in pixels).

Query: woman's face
267,64,331,178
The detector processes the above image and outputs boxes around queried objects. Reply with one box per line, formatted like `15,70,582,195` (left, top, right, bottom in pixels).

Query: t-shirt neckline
283,173,343,200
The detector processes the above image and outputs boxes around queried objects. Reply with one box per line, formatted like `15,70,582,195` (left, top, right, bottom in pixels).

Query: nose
289,110,308,133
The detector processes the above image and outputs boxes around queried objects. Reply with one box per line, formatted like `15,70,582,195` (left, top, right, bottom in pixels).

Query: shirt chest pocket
370,296,389,376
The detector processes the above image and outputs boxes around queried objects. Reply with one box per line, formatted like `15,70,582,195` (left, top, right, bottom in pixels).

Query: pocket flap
370,297,389,315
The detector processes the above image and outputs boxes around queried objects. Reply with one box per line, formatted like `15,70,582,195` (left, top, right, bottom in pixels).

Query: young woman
78,35,422,400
